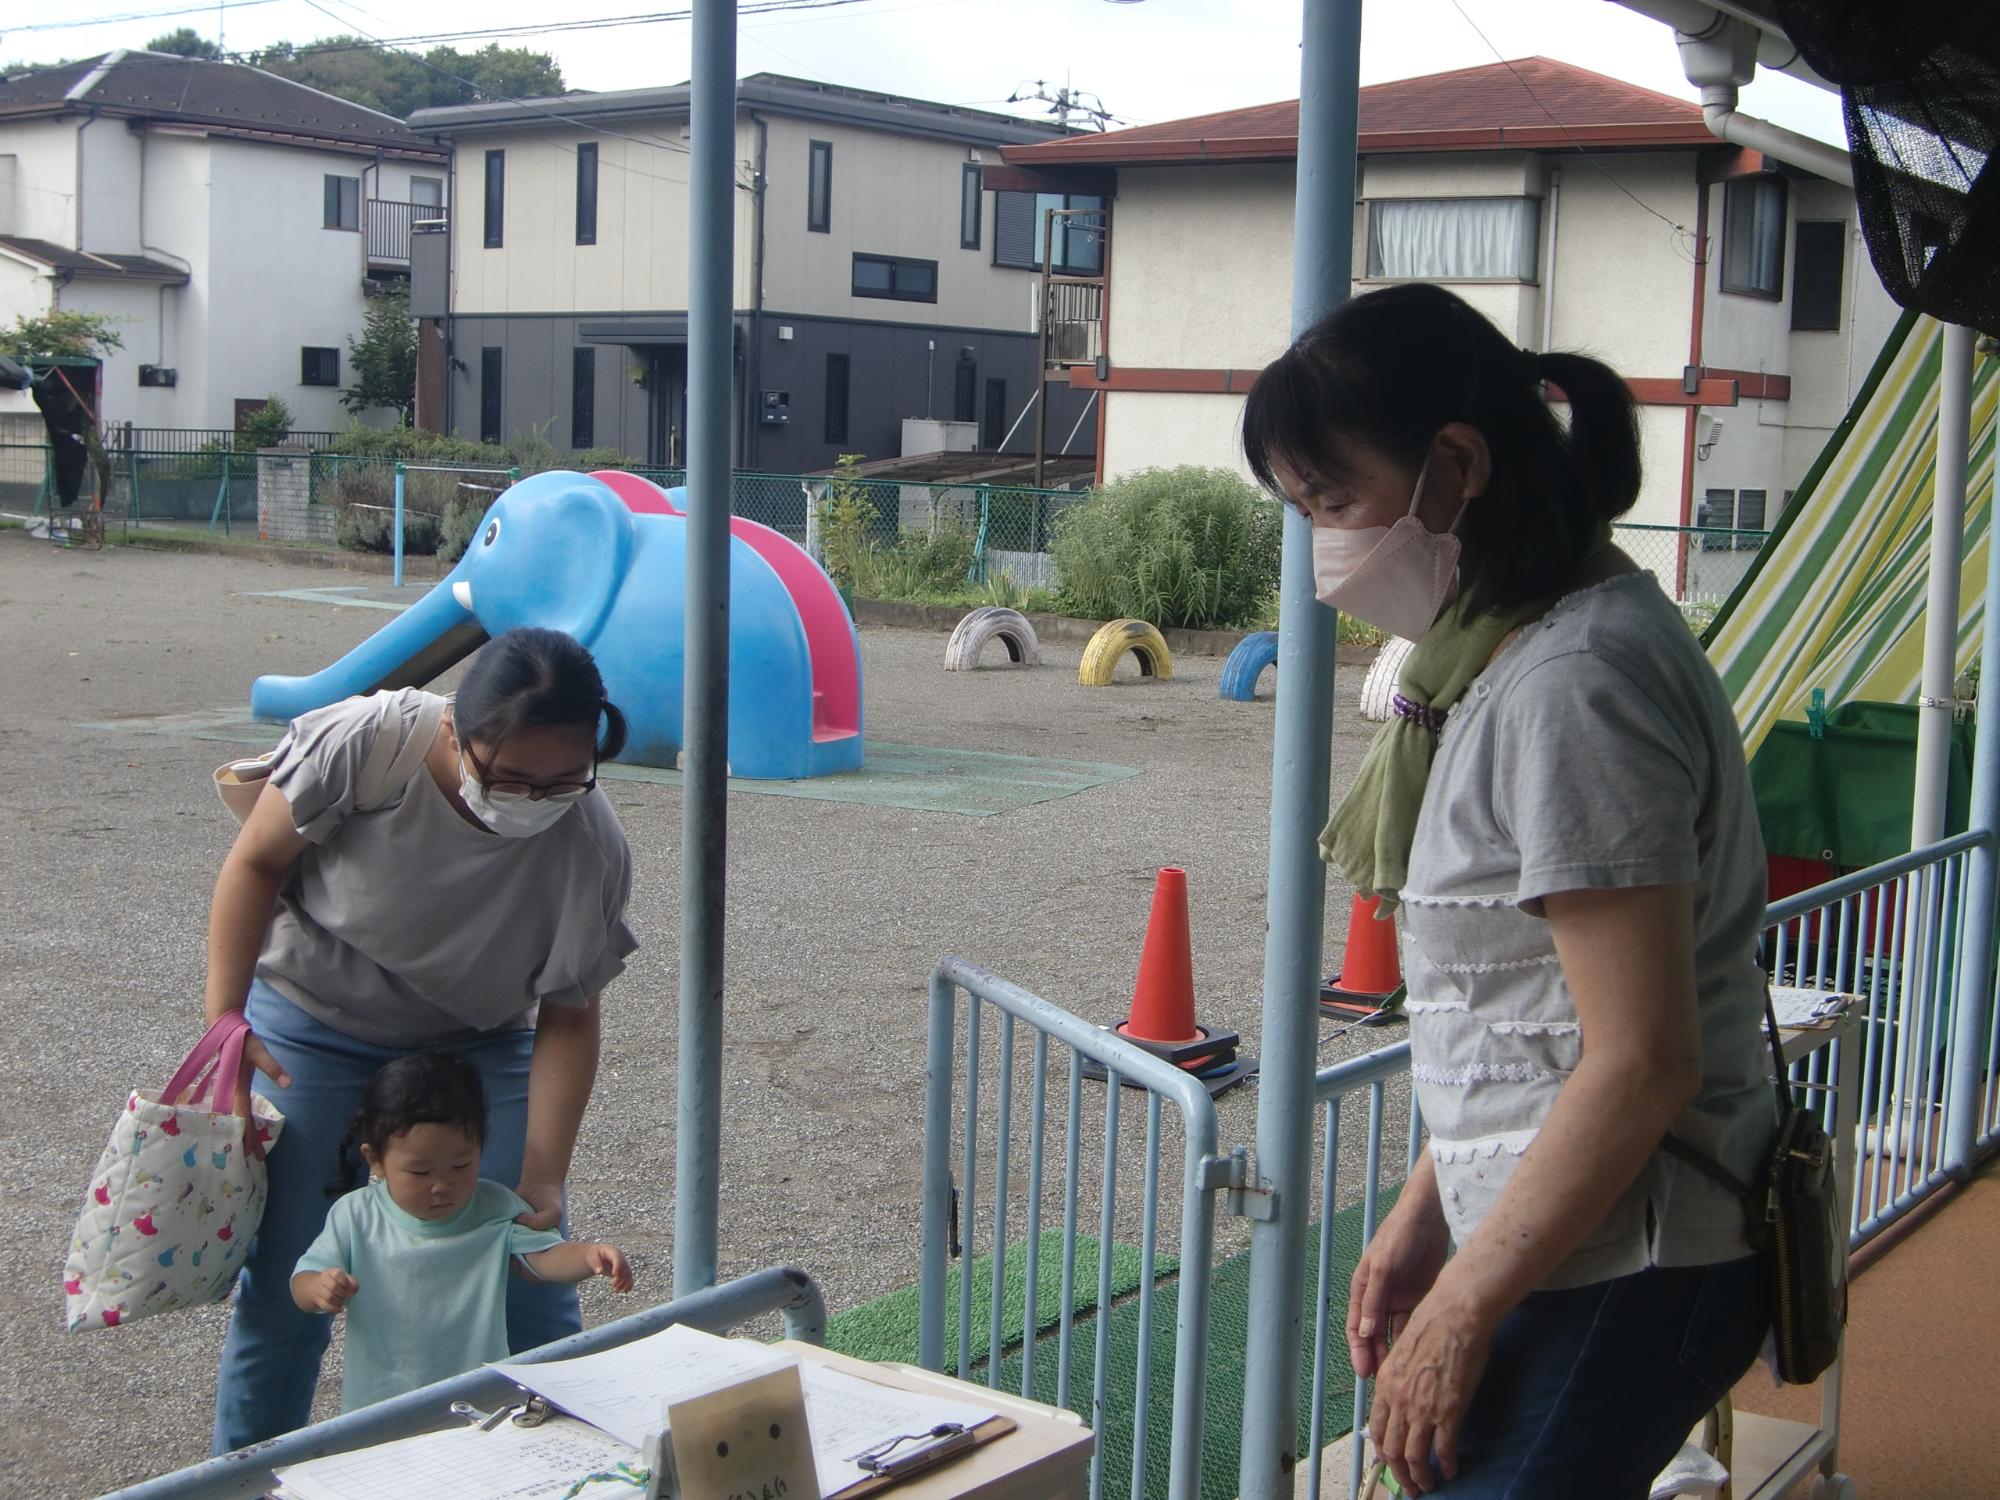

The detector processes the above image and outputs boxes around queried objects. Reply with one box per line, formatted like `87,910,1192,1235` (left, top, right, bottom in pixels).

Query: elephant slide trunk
250,581,489,724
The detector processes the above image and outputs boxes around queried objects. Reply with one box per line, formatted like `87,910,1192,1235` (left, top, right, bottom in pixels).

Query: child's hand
585,1244,634,1293
305,1268,358,1314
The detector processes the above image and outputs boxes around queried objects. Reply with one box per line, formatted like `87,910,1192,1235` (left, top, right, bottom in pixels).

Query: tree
147,28,223,60
238,395,295,450
3,310,124,361
251,37,563,119
342,289,417,422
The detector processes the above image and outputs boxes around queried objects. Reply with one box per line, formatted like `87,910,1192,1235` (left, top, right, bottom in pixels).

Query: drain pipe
1697,82,1852,187
1540,166,1561,351
1613,0,1829,89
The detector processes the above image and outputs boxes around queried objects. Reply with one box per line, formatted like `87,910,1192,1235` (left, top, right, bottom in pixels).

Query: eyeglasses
461,742,597,803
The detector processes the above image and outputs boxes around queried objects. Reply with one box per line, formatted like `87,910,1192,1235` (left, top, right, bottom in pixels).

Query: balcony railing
366,199,447,266
1046,278,1105,367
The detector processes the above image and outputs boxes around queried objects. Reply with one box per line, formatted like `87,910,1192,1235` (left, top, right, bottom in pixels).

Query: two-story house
993,57,1899,563
0,50,448,434
407,74,1097,472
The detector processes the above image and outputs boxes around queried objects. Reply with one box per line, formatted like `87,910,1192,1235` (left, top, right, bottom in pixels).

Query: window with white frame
1365,197,1541,282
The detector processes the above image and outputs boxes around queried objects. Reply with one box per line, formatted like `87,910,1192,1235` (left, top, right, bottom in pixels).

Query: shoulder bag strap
355,692,448,811
1662,985,1792,1201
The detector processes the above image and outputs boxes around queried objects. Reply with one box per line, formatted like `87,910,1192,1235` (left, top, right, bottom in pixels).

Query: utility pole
1006,80,1117,133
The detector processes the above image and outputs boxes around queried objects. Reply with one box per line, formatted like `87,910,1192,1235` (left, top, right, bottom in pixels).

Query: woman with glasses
201,626,636,1452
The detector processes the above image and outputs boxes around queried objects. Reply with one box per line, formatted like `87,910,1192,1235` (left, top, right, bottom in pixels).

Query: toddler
292,1053,633,1411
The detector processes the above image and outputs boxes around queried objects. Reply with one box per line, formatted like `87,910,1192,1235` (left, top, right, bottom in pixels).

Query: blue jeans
1430,1256,1767,1496
211,982,582,1453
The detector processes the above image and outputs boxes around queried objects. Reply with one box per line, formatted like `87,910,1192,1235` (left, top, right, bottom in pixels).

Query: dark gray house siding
443,309,1095,475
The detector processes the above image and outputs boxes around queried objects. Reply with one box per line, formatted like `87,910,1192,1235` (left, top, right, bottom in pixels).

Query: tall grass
1049,465,1282,631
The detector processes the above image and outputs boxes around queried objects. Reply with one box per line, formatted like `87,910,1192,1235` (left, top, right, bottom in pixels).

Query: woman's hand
513,1180,565,1232
1348,1158,1450,1379
1367,1270,1495,1496
231,1035,292,1118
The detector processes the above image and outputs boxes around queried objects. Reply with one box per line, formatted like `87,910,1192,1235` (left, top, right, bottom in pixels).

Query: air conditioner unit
138,365,177,388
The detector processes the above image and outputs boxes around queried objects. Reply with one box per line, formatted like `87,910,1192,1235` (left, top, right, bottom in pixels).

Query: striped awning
1706,313,2000,759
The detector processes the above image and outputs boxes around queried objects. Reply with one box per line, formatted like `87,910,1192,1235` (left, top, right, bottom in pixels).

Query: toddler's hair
327,1053,488,1196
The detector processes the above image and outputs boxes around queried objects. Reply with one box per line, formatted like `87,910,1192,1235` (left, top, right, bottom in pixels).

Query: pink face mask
1310,457,1467,641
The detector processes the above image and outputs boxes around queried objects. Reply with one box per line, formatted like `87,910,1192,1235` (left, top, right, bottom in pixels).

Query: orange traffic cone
1089,868,1258,1098
1118,867,1201,1044
1321,893,1404,1018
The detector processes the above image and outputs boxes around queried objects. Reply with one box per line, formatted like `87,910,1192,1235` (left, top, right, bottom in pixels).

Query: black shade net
1774,3,2000,335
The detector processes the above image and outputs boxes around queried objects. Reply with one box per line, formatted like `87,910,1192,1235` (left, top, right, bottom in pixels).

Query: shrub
438,493,487,566
238,396,295,451
815,455,876,591
337,503,441,555
1049,465,1281,631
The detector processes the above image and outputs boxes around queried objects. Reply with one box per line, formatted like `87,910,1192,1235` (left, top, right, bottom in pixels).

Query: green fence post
968,485,991,584
129,449,141,532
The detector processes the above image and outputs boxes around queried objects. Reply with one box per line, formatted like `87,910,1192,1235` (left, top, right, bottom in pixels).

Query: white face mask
456,755,579,838
1309,456,1468,642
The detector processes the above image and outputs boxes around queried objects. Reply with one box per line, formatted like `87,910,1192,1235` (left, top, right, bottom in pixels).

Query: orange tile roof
1002,57,1711,167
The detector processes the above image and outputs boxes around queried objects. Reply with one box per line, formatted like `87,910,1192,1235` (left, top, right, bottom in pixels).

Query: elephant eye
483,519,501,547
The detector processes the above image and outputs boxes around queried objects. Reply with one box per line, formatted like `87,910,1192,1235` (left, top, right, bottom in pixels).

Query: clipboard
836,1413,1016,1499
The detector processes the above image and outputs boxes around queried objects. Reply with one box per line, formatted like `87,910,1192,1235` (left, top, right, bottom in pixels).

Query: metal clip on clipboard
854,1422,978,1482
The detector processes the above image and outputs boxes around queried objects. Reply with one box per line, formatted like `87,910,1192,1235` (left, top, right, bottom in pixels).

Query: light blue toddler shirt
296,1178,565,1411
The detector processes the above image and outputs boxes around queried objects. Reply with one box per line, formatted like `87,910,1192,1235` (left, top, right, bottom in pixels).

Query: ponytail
1243,283,1644,619
1531,350,1642,525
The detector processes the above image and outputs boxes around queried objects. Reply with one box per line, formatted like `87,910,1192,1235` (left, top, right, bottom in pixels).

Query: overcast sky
12,0,1845,144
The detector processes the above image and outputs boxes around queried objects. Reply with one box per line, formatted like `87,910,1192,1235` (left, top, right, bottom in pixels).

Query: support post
674,0,737,1300
392,462,406,588
1237,1,1360,1494
1912,324,1974,847
1943,326,1994,1177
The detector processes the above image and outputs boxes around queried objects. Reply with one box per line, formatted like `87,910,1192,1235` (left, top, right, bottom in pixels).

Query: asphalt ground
0,530,1403,1497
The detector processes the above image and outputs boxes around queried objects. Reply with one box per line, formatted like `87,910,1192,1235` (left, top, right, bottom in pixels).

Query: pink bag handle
161,1011,252,1116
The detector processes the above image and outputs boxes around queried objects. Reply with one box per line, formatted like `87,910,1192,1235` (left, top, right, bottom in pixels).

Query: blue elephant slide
249,471,864,781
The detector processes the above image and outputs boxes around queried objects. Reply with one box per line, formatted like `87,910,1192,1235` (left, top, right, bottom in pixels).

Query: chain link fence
3,437,1766,627
1612,522,1771,622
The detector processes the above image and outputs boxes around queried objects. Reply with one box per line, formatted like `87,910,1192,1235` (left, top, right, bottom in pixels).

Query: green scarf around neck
1320,595,1548,912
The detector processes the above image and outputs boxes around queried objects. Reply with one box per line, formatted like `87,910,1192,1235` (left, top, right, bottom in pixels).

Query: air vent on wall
138,365,177,388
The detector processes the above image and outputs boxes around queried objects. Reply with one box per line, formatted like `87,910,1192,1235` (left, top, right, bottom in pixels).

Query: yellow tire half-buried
1078,618,1174,686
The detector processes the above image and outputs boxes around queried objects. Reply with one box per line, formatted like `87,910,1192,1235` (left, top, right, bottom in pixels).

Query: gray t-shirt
1401,572,1774,1290
256,689,639,1046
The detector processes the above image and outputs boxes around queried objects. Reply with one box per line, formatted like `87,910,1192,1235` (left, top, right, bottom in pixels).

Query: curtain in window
1723,177,1786,295
1366,197,1540,280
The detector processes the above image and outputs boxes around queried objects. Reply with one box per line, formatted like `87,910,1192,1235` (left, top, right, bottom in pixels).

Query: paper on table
494,1326,998,1498
1770,985,1858,1029
491,1323,790,1450
274,1415,643,1500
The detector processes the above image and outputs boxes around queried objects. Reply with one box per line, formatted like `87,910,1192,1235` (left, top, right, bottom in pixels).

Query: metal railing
365,198,446,265
1048,279,1107,367
1762,831,1997,1240
1303,1043,1417,1500
920,957,1224,1500
103,1265,826,1499
921,825,2000,1500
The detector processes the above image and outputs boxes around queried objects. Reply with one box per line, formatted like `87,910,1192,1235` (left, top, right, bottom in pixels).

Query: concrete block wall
257,447,336,543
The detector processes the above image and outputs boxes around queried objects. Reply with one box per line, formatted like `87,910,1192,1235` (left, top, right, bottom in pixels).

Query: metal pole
1238,1,1359,1494
1912,323,1974,847
674,0,736,1299
1034,210,1053,488
392,462,406,589
1942,327,1994,1178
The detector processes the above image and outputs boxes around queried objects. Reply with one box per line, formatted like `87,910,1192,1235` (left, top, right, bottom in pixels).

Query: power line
4,0,282,36
1442,0,1698,260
